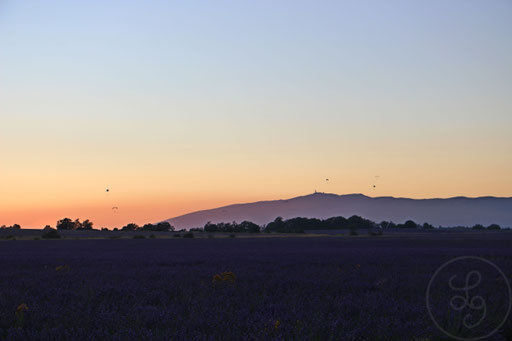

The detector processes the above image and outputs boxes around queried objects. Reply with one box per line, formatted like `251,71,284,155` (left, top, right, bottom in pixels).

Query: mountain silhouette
163,192,512,230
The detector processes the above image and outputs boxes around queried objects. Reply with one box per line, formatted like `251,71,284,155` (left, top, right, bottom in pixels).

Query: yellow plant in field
212,274,222,284
212,271,236,285
221,271,236,283
16,303,28,312
15,303,28,328
55,265,70,272
260,319,282,336
274,320,280,330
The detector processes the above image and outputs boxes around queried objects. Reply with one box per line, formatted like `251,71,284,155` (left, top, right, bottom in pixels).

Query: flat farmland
1,232,511,340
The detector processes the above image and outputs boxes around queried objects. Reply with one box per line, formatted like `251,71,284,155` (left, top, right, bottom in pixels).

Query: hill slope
163,193,512,229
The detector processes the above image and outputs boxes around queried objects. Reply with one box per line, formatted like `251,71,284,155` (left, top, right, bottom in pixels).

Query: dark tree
122,223,139,231
265,217,285,233
156,222,174,232
403,220,418,229
1,224,21,229
74,219,82,230
379,221,395,229
472,224,485,230
325,216,348,229
347,215,375,230
204,221,258,233
487,224,501,230
140,222,174,232
239,221,260,233
204,222,218,233
56,218,76,230
81,220,93,230
141,224,155,231
422,222,434,229
284,217,321,232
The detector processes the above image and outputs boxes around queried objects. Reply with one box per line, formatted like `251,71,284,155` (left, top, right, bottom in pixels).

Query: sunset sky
1,0,511,228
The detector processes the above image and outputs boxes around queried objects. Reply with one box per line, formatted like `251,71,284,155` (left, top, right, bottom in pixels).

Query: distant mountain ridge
163,193,512,230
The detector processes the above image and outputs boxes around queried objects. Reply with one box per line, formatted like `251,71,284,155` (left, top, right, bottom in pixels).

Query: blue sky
1,0,511,227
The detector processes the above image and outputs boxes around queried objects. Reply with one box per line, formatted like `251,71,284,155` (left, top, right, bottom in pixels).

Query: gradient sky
1,0,511,228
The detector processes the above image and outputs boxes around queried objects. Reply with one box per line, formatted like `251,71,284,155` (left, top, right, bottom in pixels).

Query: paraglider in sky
106,188,110,193
112,207,119,213
326,178,329,182
372,175,380,189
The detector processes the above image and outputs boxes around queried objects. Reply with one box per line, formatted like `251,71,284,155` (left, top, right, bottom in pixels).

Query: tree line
262,216,504,233
0,224,21,230
52,219,175,232
54,218,94,230
4,216,506,234
204,221,261,233
119,222,174,232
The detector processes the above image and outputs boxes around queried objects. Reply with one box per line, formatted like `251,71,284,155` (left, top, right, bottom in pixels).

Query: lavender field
1,233,511,340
